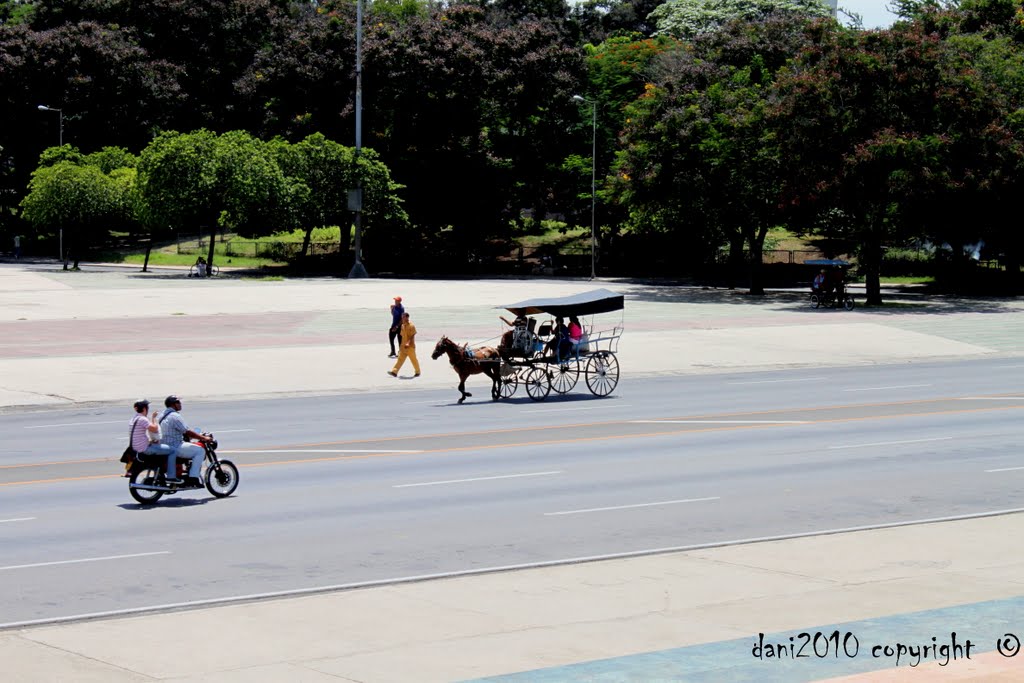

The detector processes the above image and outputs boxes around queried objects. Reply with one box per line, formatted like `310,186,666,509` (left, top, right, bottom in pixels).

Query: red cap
394,296,402,302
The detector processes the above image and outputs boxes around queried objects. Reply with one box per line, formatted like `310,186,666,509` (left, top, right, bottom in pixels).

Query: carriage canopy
499,288,624,317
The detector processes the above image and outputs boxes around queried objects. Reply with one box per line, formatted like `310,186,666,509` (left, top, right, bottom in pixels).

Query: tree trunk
206,225,217,276
862,232,883,306
142,240,152,272
301,226,313,258
745,226,766,296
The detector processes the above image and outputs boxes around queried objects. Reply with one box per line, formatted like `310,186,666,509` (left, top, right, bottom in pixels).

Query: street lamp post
37,105,64,260
572,95,597,280
348,0,368,278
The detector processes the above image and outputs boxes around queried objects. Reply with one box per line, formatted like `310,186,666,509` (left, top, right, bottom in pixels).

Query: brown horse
431,336,502,404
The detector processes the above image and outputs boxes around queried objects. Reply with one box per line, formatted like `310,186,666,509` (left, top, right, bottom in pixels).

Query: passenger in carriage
568,316,583,346
545,317,570,358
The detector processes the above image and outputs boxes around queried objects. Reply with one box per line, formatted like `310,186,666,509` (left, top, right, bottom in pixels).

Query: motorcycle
124,433,239,505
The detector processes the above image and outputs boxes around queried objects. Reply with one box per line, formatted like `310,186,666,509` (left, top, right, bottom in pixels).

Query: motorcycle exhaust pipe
129,483,171,492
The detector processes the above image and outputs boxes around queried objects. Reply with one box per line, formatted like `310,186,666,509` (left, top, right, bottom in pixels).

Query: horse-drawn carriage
431,289,624,403
495,288,623,401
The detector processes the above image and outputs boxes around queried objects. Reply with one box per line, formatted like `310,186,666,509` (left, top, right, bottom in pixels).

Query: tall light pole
348,0,368,278
572,95,597,280
37,105,64,260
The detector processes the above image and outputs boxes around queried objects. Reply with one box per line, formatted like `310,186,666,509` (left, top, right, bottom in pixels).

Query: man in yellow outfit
388,312,421,378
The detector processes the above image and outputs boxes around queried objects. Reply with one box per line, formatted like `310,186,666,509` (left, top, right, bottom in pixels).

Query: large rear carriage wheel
524,367,551,401
586,352,619,397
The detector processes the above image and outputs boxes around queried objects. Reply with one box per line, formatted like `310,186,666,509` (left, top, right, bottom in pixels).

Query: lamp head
571,95,585,103
37,105,49,111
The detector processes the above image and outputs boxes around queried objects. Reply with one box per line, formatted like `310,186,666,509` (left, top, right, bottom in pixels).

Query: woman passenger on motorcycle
130,400,174,470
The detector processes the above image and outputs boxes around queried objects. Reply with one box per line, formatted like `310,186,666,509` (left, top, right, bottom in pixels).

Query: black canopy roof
500,288,625,317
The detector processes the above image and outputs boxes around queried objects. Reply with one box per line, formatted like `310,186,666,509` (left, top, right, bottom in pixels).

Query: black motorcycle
125,434,239,504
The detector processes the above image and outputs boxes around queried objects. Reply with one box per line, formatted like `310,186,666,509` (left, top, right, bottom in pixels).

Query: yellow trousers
392,345,420,375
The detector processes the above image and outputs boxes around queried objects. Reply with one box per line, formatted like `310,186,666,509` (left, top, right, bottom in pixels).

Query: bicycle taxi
806,259,855,310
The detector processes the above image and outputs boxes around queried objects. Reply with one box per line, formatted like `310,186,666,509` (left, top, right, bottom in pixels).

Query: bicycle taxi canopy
803,259,851,268
498,288,624,317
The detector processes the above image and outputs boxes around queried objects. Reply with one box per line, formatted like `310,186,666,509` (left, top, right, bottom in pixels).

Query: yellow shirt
401,322,417,348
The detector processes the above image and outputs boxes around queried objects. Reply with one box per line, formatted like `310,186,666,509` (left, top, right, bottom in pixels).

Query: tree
20,160,123,269
363,3,585,258
772,17,1024,301
649,0,832,39
611,15,823,290
137,129,287,272
268,132,407,260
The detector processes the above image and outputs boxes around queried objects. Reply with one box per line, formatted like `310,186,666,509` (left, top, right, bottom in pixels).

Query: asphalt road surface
2,358,1023,627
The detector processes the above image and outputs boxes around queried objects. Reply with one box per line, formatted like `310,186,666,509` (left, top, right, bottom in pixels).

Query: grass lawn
879,276,936,285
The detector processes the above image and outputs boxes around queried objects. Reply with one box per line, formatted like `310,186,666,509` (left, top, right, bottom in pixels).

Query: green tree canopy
649,0,832,39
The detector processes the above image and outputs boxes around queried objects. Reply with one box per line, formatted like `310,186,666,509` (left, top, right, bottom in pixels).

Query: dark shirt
391,303,404,328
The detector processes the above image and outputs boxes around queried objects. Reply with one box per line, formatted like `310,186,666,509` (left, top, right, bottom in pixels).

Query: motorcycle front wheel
205,460,239,498
129,467,165,505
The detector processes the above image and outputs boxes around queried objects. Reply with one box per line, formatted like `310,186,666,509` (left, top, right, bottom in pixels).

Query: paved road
2,359,1022,627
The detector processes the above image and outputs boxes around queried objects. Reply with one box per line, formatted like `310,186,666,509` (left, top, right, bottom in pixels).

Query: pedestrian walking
13,235,20,259
388,296,404,358
388,311,420,378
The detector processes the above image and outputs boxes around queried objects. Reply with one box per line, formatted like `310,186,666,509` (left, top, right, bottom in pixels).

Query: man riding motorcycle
159,395,212,485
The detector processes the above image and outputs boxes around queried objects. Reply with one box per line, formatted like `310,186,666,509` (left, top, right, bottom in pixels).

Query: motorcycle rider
159,395,212,485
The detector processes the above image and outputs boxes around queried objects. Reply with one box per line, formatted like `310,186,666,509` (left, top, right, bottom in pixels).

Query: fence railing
176,237,341,259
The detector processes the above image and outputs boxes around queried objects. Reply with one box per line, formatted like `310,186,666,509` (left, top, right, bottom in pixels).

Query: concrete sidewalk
4,513,1024,682
2,263,1023,682
1,264,1021,409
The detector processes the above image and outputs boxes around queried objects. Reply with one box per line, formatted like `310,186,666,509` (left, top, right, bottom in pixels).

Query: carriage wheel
550,363,579,394
810,294,821,309
499,368,518,398
586,352,619,397
523,367,551,401
843,295,855,311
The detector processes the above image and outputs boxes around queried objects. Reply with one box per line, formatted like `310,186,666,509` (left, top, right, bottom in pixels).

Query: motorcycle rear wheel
205,460,239,498
129,467,165,505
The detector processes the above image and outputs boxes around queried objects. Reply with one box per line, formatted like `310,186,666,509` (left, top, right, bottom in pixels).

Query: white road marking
985,466,1024,473
221,449,422,454
960,397,1024,401
0,517,35,524
728,376,826,385
403,399,461,405
630,420,808,424
0,551,170,572
395,471,562,488
6,506,1024,630
545,497,719,516
525,405,631,414
828,437,953,450
25,420,124,429
842,384,932,392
